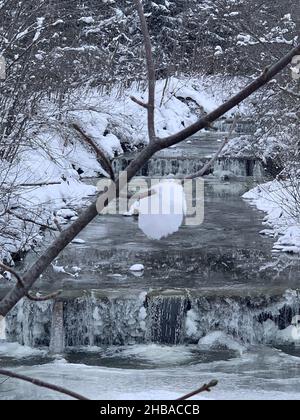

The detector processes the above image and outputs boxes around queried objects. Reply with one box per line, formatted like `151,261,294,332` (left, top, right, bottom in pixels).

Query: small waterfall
62,292,147,346
5,299,52,347
214,158,265,179
0,316,6,340
113,156,208,177
185,290,300,345
113,156,266,179
5,290,300,349
214,119,256,134
146,292,190,344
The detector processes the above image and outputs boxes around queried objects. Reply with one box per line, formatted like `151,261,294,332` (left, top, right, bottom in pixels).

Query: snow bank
0,341,47,358
243,179,300,253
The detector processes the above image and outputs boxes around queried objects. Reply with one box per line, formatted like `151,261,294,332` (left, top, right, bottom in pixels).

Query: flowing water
1,132,300,400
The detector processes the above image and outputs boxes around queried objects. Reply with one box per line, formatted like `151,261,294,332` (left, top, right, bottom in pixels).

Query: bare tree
0,0,300,318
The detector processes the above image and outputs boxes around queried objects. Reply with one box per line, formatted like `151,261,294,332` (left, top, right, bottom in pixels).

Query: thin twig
176,380,218,401
185,115,239,179
7,210,57,231
0,369,90,400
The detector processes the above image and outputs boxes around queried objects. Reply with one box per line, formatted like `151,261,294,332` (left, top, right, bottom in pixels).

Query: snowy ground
243,179,300,254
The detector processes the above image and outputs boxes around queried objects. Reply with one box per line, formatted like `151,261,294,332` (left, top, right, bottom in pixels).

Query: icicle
50,301,65,354
0,315,6,340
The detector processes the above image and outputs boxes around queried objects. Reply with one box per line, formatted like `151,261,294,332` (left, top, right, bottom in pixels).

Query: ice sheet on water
2,346,300,400
119,344,194,365
0,341,47,359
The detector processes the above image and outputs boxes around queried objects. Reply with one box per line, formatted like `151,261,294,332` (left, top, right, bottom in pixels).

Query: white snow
243,179,300,253
71,239,86,245
129,264,144,272
56,209,77,219
78,17,95,24
138,180,186,240
52,265,67,274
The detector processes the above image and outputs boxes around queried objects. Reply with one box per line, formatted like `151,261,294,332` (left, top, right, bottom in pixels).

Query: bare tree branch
0,262,61,302
72,123,115,181
133,0,156,142
176,380,218,401
0,369,90,400
130,95,149,109
157,40,300,149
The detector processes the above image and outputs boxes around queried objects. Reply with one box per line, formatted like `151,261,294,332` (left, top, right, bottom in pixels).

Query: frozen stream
1,133,300,400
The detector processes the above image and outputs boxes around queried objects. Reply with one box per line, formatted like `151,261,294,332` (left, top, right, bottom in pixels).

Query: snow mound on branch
138,180,186,240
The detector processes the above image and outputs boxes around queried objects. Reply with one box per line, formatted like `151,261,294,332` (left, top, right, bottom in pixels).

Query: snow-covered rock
129,264,145,272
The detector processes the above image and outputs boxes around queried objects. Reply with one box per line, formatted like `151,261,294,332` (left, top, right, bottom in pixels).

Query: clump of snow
56,209,77,219
78,16,95,24
52,265,67,274
130,264,145,272
123,200,140,217
52,264,77,277
221,134,286,161
138,180,186,240
243,179,300,253
71,238,86,245
214,45,223,57
185,309,199,338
